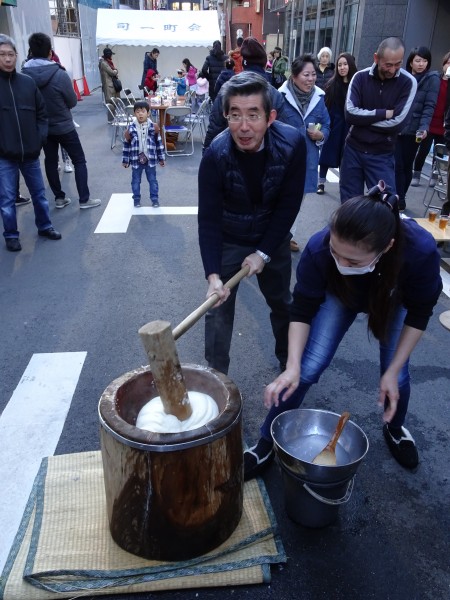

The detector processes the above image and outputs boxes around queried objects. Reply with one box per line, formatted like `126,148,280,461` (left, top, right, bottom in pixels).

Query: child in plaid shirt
122,101,165,208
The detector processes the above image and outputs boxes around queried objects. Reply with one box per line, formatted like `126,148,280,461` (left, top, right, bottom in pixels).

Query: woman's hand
378,369,400,423
264,367,300,409
307,128,324,142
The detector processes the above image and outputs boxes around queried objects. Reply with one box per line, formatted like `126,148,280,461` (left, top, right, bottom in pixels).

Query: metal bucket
271,409,369,526
99,364,243,561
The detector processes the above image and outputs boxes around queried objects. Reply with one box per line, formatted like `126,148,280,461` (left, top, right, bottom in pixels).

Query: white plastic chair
163,106,194,157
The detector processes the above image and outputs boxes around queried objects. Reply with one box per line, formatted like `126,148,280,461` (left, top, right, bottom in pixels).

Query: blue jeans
0,158,52,239
131,164,159,204
43,129,90,203
261,293,410,440
340,144,396,203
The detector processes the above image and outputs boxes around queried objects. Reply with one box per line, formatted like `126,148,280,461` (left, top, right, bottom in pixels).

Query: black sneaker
38,227,62,240
383,424,419,469
15,195,31,206
6,238,21,252
244,438,274,481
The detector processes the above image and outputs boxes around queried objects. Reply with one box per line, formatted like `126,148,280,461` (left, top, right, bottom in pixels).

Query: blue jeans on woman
260,293,409,440
131,164,159,205
0,158,52,239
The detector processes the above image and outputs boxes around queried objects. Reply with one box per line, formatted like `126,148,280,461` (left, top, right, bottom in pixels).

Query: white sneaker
64,160,73,173
73,120,80,128
80,198,101,209
55,197,71,209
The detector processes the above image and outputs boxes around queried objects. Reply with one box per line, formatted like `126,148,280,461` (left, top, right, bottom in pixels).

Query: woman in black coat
394,46,440,210
317,52,357,194
202,40,226,101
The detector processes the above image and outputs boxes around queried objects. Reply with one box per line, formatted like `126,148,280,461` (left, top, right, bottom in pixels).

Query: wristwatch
255,250,271,264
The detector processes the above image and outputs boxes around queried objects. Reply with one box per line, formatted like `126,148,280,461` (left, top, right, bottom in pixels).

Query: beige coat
99,58,120,105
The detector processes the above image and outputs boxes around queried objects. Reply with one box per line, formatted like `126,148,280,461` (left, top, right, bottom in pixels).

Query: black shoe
317,184,325,195
6,238,21,252
244,438,274,481
383,424,419,469
38,227,62,240
15,195,31,206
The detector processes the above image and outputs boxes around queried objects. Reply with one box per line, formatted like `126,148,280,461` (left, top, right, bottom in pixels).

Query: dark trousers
205,238,292,375
43,129,90,203
339,144,396,203
395,135,421,201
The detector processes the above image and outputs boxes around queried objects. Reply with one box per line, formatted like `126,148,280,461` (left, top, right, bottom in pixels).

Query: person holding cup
394,46,440,211
277,53,330,251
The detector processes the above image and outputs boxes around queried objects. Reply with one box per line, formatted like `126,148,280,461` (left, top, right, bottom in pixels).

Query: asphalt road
1,91,450,600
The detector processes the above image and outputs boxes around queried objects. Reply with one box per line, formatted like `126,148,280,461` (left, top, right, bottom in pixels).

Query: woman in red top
412,50,450,186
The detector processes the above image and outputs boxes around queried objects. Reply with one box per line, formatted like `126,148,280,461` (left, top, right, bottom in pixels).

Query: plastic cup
428,208,439,223
439,215,449,230
416,130,425,143
307,122,315,130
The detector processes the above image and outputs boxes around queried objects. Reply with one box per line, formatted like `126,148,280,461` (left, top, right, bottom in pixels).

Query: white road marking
326,169,340,183
0,352,87,574
95,194,198,234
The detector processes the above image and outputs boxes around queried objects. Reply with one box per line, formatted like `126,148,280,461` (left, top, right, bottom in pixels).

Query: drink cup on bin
428,208,439,223
439,215,449,230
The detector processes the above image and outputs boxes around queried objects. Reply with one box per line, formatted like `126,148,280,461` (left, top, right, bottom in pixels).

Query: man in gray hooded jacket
23,33,100,210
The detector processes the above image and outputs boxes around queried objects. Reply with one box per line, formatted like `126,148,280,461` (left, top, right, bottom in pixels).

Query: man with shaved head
340,37,417,207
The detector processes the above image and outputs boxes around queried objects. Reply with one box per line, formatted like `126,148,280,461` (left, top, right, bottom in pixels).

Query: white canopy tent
96,9,221,94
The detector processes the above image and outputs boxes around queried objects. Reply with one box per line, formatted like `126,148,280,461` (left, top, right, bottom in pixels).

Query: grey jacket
22,59,77,136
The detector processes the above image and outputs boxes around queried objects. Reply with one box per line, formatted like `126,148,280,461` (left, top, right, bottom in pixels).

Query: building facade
263,0,450,71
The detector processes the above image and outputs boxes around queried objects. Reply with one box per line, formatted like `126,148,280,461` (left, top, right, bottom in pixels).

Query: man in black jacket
198,72,307,375
23,33,101,210
0,34,61,252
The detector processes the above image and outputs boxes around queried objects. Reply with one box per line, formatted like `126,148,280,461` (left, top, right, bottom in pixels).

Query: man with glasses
340,37,417,204
198,72,307,376
0,34,61,252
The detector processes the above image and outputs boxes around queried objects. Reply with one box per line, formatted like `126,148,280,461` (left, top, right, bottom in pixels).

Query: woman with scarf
99,48,120,120
318,52,358,195
394,46,440,209
278,54,330,251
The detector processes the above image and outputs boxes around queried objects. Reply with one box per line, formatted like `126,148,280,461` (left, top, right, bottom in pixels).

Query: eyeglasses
0,52,16,59
226,113,264,123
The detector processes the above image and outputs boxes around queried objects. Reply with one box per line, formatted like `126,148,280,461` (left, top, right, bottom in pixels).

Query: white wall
98,44,212,97
0,0,52,66
52,37,83,82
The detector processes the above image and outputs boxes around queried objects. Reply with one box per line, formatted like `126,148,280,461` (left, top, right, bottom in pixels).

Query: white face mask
332,251,383,276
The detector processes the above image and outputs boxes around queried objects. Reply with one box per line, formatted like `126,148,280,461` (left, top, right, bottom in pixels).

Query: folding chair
123,88,137,105
104,103,130,150
111,96,134,121
423,144,449,215
163,106,194,157
183,97,210,144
